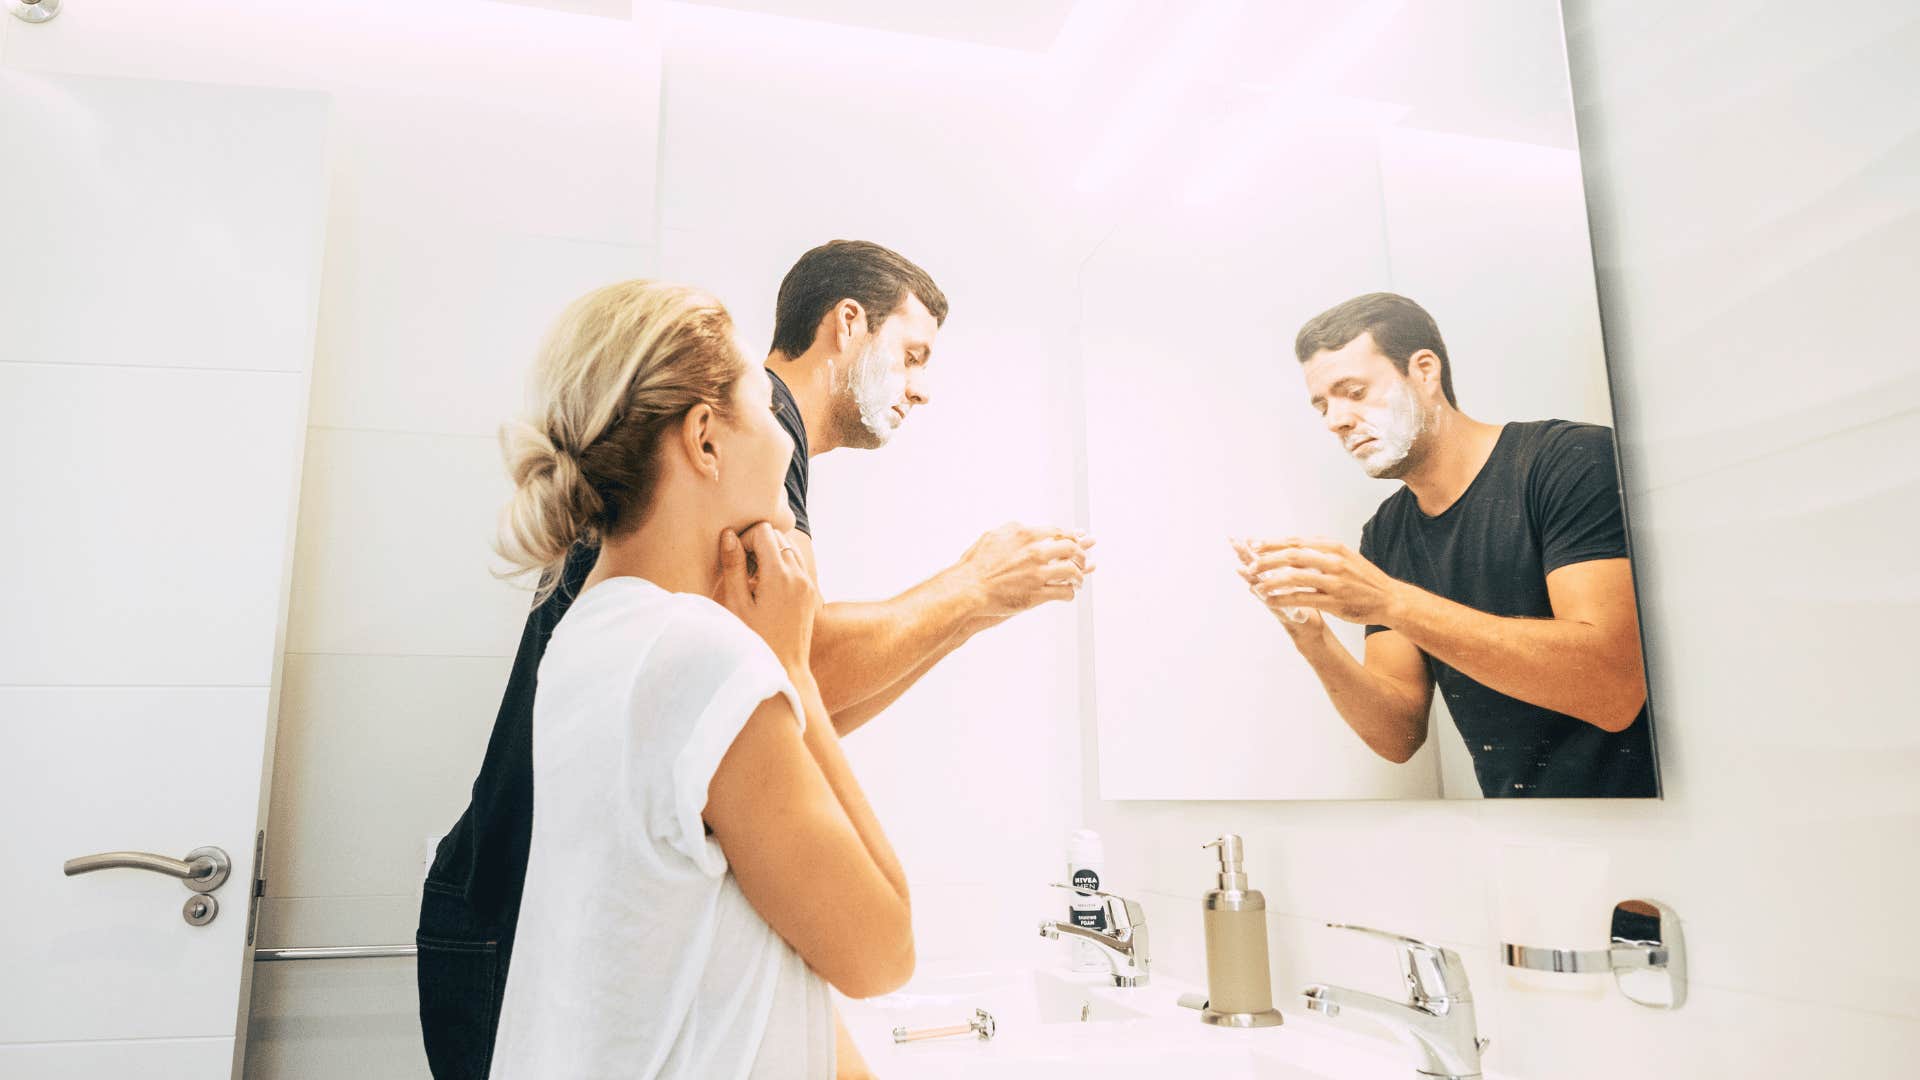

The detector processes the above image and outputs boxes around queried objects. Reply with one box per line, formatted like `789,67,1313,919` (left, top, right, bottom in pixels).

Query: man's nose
905,372,931,406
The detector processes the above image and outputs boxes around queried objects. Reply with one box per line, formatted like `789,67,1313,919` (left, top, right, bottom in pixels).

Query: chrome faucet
1038,883,1150,987
1301,924,1487,1080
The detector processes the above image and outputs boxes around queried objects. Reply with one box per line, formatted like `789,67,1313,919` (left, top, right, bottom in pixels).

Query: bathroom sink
1030,968,1153,1024
859,967,1152,1032
1028,1051,1334,1080
838,965,1488,1080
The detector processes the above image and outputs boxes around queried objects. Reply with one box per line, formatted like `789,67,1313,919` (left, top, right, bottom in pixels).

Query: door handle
65,846,231,893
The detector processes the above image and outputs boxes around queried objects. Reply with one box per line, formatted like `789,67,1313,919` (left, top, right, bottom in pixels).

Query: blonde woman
486,280,908,1078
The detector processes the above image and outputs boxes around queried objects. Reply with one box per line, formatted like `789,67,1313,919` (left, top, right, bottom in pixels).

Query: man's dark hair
1294,292,1456,407
769,240,950,358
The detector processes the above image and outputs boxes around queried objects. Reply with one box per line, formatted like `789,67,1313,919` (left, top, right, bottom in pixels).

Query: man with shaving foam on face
1235,293,1656,798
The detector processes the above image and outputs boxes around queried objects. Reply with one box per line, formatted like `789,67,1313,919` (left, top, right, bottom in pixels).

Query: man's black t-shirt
1359,420,1657,798
769,369,811,537
423,368,812,932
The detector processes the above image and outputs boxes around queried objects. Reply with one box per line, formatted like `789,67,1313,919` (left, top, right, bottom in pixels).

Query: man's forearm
824,624,964,735
1294,629,1429,763
791,670,910,906
829,612,1012,734
809,566,984,715
1385,587,1644,730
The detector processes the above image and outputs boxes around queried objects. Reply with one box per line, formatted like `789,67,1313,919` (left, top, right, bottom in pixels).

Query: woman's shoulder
548,580,760,671
547,583,785,718
645,591,782,678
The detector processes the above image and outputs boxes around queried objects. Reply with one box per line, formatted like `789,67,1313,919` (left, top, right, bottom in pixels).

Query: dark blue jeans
416,879,511,1080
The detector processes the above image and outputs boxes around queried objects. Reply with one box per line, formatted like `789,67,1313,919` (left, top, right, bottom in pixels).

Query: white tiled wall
266,8,663,1076
1081,2,1920,1076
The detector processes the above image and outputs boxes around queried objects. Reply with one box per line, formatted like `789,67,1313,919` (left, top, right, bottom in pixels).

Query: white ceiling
668,0,1078,52
484,0,636,19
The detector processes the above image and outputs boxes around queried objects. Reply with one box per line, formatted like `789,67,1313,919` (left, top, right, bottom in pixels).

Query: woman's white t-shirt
490,577,834,1080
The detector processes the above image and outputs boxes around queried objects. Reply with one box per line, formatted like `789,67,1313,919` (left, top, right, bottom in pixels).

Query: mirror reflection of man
1235,293,1656,798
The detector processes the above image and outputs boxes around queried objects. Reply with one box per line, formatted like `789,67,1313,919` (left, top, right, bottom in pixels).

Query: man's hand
955,522,1096,616
1236,537,1407,627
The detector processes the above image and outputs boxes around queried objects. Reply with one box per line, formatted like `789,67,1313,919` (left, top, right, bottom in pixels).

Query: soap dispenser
1199,834,1284,1028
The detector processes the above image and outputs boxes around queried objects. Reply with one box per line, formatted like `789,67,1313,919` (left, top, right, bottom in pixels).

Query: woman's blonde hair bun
493,279,744,599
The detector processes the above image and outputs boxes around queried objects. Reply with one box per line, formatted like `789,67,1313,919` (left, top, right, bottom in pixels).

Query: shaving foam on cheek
1351,380,1429,478
851,339,906,443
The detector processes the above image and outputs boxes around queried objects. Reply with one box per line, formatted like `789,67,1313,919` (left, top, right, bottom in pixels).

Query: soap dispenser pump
1199,834,1284,1028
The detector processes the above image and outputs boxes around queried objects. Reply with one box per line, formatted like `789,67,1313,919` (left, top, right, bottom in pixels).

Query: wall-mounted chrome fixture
255,944,417,962
1502,898,1686,1009
7,0,63,25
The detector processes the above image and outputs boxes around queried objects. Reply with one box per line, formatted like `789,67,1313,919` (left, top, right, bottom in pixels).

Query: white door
0,64,331,1078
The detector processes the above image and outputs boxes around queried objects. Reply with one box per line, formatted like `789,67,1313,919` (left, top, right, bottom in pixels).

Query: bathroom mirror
1079,0,1663,800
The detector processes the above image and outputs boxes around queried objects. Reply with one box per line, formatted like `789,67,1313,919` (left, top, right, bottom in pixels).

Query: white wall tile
256,896,425,951
485,0,635,18
1567,1,1920,494
283,429,531,659
245,956,424,1080
322,85,657,245
656,4,1059,241
0,364,307,687
309,220,654,436
0,71,330,375
266,653,514,899
841,607,1083,886
0,1037,236,1080
245,895,423,1080
5,1,663,247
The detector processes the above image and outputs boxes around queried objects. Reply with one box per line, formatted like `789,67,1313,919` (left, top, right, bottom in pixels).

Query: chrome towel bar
255,944,418,962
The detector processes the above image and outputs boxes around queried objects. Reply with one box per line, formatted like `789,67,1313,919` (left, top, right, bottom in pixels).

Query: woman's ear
677,404,720,481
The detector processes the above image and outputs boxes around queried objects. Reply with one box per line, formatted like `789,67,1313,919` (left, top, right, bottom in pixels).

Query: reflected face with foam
1302,332,1435,481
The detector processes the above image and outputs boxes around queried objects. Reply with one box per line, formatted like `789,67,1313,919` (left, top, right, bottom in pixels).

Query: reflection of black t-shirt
425,368,813,932
1359,420,1657,798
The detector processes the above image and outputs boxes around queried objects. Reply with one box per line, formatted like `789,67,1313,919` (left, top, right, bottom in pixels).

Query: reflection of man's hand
1231,538,1322,634
1235,537,1406,628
